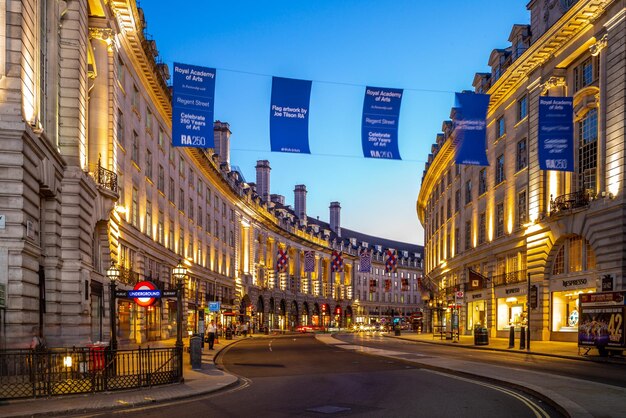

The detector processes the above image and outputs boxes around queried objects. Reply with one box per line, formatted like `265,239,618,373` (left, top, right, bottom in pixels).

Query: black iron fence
0,346,182,399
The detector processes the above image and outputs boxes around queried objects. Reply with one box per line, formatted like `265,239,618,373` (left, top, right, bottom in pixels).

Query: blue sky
141,0,530,245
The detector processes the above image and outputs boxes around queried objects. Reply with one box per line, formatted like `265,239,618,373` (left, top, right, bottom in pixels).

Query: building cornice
486,0,613,115
108,1,172,124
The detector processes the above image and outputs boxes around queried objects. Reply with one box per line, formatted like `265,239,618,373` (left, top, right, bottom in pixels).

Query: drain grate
307,405,351,414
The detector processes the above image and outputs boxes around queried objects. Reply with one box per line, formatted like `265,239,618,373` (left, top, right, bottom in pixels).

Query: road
83,334,561,418
338,332,626,388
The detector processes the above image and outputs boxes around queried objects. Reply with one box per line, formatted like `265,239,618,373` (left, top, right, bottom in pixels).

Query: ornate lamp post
172,261,187,352
106,261,120,351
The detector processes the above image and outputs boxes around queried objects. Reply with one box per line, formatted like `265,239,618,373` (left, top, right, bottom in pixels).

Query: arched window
551,237,596,277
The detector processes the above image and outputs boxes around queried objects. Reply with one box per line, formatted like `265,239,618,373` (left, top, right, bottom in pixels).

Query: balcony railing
96,160,118,194
493,269,527,287
550,190,590,214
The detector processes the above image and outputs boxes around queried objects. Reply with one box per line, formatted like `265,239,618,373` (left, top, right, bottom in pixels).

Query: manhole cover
307,405,351,414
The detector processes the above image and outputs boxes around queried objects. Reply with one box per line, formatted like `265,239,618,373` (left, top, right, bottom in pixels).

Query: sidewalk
387,331,626,363
0,335,250,418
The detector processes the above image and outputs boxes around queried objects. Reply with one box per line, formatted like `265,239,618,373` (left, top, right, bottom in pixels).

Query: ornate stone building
0,0,422,348
417,0,624,341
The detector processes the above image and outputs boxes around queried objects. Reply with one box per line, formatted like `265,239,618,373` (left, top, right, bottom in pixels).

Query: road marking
269,340,273,352
425,370,550,418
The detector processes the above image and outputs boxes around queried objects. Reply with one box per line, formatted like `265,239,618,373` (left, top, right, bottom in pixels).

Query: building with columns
0,0,423,349
417,0,624,341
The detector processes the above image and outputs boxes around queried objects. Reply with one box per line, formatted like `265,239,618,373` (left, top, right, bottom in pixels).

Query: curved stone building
0,0,423,348
417,0,624,342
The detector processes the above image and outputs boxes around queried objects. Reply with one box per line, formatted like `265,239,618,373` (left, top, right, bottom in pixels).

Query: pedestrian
29,326,47,351
216,322,222,344
207,320,216,350
242,322,248,337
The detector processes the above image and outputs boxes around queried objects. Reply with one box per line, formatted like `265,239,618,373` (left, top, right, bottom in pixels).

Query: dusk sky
141,0,530,245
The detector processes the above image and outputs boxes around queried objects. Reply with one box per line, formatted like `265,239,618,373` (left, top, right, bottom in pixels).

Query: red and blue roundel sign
128,281,161,307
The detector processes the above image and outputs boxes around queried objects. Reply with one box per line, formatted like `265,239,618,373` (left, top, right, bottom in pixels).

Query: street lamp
106,261,120,351
172,261,187,352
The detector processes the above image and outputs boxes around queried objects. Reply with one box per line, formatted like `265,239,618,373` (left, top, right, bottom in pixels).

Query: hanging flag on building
276,248,288,273
538,96,574,172
369,279,377,293
304,251,316,273
468,268,488,290
454,92,490,166
361,86,403,160
359,248,372,273
172,62,216,148
385,249,397,273
384,279,392,292
331,251,343,273
270,76,312,154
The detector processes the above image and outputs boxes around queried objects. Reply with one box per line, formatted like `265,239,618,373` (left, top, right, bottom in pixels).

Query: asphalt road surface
87,334,561,418
338,332,626,388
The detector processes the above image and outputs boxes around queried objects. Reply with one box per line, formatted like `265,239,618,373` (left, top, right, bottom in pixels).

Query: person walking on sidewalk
207,320,216,350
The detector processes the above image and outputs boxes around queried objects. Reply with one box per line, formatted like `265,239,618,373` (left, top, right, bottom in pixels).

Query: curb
384,334,626,364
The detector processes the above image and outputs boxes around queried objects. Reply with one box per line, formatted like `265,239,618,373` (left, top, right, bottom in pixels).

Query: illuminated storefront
495,285,527,332
466,291,487,331
550,277,595,339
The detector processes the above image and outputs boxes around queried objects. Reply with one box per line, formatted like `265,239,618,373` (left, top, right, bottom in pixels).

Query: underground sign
128,281,161,307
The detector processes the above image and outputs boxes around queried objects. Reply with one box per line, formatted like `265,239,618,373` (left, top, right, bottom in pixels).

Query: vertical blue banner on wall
538,96,574,171
454,92,490,166
172,62,216,148
361,87,403,160
269,77,312,154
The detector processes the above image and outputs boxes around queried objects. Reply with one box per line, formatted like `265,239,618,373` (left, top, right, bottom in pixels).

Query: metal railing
550,190,590,214
492,269,527,286
0,346,182,399
96,160,118,194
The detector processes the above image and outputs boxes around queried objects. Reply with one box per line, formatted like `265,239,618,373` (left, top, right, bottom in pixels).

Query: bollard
519,326,526,350
508,326,515,348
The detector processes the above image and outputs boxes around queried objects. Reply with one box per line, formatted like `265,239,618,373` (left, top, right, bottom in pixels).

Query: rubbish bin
189,335,202,370
474,327,489,345
225,328,233,340
394,325,401,336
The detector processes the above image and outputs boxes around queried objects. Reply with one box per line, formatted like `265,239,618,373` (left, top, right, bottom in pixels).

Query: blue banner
454,92,490,166
172,62,216,148
538,96,574,171
270,77,312,153
361,87,403,160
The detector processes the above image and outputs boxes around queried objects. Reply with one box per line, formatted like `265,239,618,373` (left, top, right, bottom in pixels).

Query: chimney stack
330,202,341,237
255,160,271,202
294,185,307,225
213,121,231,169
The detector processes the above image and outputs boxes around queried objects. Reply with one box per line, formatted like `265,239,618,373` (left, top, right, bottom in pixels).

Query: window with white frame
578,108,597,194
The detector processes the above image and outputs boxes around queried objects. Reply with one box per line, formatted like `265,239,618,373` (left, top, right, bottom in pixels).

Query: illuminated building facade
0,0,422,348
417,0,624,341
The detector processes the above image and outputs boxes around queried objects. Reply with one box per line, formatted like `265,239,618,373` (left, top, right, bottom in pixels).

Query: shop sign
602,275,614,292
579,291,626,349
530,285,538,309
209,301,221,312
471,292,484,300
551,277,589,292
495,286,527,298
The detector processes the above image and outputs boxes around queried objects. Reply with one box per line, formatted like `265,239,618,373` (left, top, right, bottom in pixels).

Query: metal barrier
0,346,182,399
